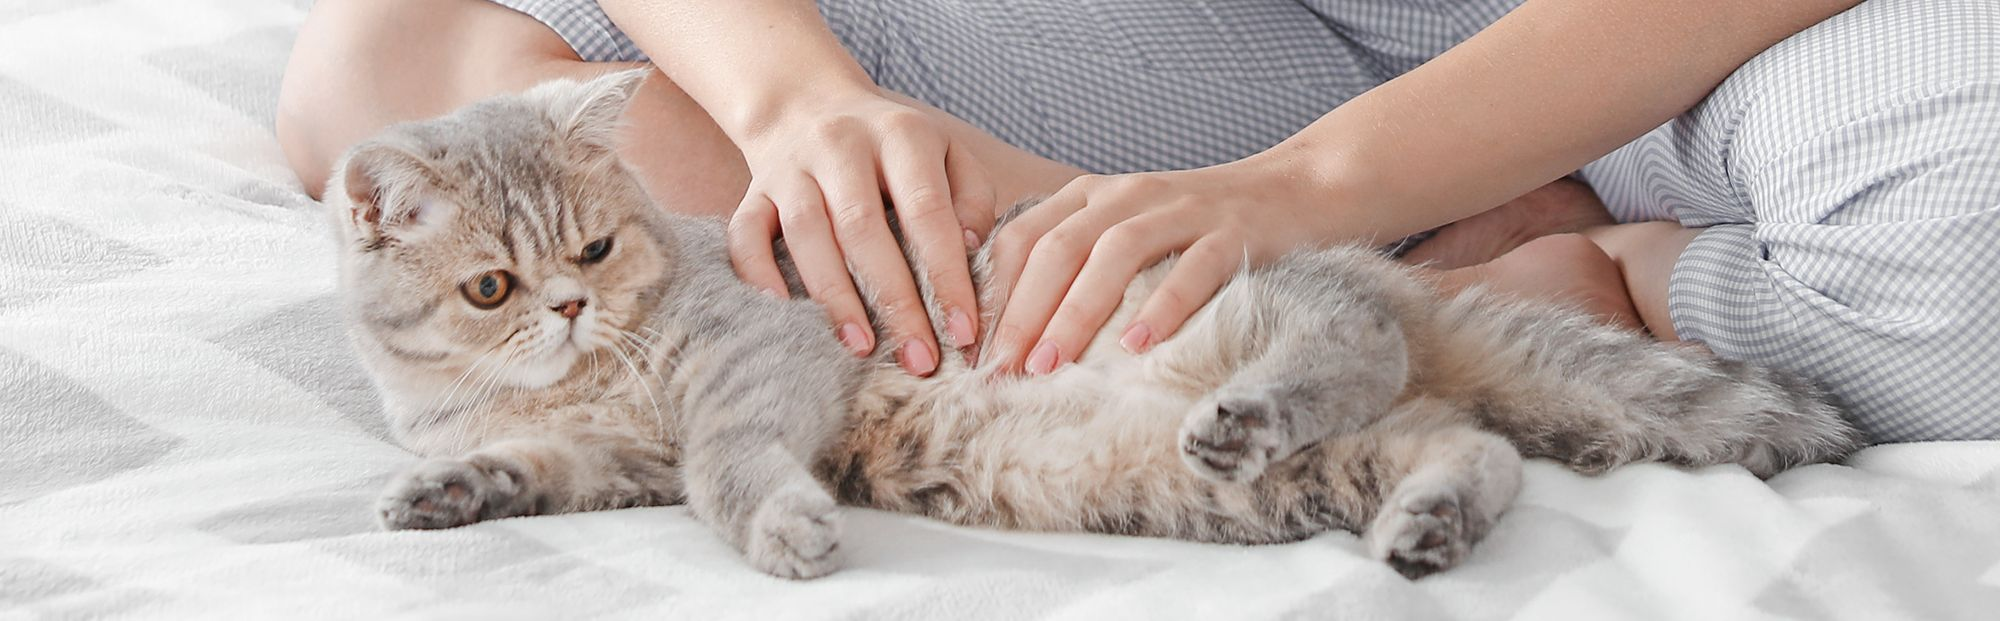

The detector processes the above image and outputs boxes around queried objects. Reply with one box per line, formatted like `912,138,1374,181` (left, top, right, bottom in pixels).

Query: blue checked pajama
489,0,2000,442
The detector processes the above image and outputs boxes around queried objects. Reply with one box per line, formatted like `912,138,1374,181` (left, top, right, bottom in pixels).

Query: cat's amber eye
580,237,614,265
461,270,513,309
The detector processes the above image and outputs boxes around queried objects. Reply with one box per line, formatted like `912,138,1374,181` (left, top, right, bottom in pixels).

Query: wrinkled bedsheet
4,1,1999,619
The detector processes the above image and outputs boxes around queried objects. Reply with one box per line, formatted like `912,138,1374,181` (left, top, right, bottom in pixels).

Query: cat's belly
827,267,1259,536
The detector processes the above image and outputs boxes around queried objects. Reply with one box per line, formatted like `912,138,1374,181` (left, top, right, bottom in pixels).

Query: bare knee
277,0,573,198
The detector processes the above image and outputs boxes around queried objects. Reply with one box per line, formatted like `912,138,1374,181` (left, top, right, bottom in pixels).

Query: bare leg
276,0,1079,216
1401,177,1617,269
1584,221,1700,340
1426,234,1645,331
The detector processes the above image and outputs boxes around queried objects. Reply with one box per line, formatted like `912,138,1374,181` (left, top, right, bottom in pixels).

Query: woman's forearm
1265,0,1861,243
598,0,873,140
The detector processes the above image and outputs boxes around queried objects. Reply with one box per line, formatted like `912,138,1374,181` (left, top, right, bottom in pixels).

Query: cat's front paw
1366,486,1471,580
744,484,843,580
377,456,527,530
1179,393,1289,484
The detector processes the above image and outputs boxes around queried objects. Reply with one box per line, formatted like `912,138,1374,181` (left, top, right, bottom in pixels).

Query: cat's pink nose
552,298,586,319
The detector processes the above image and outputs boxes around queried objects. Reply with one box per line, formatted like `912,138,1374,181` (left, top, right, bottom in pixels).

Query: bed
4,1,1999,618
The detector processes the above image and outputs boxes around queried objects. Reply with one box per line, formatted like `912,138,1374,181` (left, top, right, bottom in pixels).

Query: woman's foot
1401,177,1618,269
1432,233,1644,331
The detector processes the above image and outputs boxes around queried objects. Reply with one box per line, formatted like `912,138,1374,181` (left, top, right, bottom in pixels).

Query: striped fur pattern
330,73,1865,581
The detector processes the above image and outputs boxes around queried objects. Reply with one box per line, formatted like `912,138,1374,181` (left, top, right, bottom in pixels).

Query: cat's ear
546,68,649,149
335,140,458,247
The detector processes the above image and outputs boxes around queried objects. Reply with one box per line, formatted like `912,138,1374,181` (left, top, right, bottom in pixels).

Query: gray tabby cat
330,71,1864,580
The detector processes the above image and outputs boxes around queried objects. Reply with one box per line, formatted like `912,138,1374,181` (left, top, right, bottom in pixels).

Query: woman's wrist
712,65,878,144
1230,138,1396,247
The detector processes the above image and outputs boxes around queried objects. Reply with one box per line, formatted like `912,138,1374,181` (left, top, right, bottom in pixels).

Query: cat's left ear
548,68,650,150
334,140,458,247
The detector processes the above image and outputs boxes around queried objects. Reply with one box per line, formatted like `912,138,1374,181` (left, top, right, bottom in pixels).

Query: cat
329,70,1865,580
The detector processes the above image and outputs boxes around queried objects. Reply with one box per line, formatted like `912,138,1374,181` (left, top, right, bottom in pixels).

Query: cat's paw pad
1567,440,1632,476
745,485,843,580
1366,488,1470,580
1179,393,1288,484
377,457,522,530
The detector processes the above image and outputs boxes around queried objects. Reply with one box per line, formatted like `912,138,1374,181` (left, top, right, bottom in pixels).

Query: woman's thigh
278,0,750,215
1581,0,2000,441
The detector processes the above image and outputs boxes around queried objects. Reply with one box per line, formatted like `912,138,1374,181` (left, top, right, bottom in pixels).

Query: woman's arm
598,1,870,138
1262,0,1859,239
983,0,1863,374
600,0,997,377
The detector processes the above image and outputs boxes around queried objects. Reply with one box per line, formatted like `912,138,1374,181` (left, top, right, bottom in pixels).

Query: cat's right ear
334,141,457,248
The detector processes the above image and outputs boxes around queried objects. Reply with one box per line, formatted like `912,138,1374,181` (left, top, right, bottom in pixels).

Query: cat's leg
1178,250,1414,483
1361,422,1522,579
669,321,858,580
378,411,681,530
1241,398,1522,579
682,437,843,580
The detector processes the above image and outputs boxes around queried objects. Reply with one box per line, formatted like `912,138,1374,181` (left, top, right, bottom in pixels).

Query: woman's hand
726,88,997,376
984,157,1356,375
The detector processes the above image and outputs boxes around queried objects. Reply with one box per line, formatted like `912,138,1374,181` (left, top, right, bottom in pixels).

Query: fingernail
1119,323,1153,354
946,309,976,349
838,323,872,356
899,340,937,375
963,228,981,250
1025,340,1061,376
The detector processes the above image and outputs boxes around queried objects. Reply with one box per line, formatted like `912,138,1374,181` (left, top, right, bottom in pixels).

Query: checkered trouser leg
1581,0,2000,441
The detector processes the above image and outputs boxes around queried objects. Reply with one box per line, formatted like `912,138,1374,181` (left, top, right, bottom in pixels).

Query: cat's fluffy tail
1428,290,1868,479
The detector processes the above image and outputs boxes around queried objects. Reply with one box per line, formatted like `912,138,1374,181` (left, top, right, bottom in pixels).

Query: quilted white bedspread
4,1,1999,619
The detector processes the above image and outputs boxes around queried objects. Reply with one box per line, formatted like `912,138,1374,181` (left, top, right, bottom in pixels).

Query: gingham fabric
497,0,1526,175
501,0,1999,442
7,1,2000,618
1576,0,2000,442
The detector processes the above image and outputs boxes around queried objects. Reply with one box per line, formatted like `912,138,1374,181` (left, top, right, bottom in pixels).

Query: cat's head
327,70,669,389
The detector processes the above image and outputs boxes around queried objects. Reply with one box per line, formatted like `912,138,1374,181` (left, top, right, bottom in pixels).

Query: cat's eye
580,237,614,264
462,270,513,309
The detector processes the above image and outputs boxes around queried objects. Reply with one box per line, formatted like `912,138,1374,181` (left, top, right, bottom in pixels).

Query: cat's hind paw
1178,393,1288,484
377,456,526,530
1366,487,1471,580
745,484,843,580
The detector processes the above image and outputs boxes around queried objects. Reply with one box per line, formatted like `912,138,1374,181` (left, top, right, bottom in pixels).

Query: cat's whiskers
440,348,521,450
607,333,668,442
439,348,511,420
615,328,667,364
419,348,500,421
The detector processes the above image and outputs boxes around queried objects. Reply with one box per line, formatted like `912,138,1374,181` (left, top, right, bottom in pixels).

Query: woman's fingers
988,191,1132,374
1123,234,1243,354
1035,212,1201,367
769,181,877,358
880,133,981,352
818,157,941,376
984,182,1088,314
725,193,790,298
944,143,999,243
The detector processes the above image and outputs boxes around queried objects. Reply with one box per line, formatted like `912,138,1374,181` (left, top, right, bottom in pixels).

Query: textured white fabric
5,1,2000,619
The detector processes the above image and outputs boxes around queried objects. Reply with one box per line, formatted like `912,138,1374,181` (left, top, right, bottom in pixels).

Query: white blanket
3,2,1998,619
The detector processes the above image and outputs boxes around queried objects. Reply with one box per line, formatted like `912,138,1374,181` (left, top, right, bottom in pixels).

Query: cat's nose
551,298,586,319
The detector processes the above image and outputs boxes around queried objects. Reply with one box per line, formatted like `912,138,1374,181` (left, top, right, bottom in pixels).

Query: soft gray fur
328,71,1866,581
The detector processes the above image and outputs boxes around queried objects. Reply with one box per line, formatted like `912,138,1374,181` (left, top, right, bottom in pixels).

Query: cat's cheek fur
507,347,581,389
